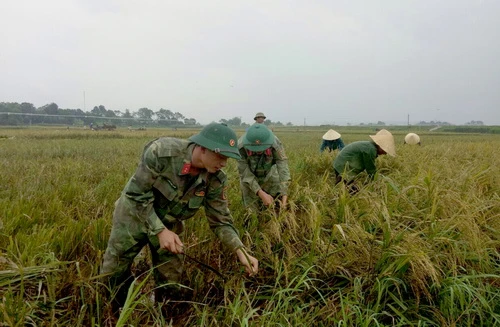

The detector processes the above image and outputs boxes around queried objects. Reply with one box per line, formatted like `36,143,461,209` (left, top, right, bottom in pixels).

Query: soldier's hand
257,189,274,206
280,195,288,208
157,228,184,254
236,248,259,277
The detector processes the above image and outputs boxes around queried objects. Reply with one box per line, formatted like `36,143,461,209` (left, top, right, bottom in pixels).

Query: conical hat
404,133,420,145
375,129,391,136
369,130,396,157
322,129,341,140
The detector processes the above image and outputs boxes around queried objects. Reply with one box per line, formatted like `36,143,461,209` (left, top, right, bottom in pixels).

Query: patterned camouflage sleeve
273,138,291,195
204,171,244,252
121,140,166,236
237,147,262,195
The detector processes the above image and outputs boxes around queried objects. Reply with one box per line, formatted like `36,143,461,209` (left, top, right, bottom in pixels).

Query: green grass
0,126,499,326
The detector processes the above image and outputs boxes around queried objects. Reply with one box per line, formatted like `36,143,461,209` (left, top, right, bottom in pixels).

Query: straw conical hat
375,129,391,136
322,129,341,140
404,133,420,145
369,130,396,156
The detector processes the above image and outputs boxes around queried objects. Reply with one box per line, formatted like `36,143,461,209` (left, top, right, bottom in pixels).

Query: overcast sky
1,0,499,125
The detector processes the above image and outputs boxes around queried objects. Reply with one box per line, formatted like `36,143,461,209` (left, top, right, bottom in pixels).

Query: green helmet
189,123,240,159
242,123,275,152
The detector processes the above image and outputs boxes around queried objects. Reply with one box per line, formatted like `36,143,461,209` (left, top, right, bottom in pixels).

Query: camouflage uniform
101,137,243,306
237,136,291,210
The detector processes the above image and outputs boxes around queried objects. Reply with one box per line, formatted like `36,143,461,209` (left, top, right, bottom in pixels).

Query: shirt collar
177,142,195,176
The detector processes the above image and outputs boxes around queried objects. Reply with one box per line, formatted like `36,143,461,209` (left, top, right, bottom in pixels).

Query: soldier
333,129,396,194
237,124,291,212
101,123,258,314
320,129,345,152
254,112,266,124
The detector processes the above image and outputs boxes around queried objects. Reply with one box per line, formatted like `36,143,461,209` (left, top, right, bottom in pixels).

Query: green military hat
189,123,241,159
241,123,275,152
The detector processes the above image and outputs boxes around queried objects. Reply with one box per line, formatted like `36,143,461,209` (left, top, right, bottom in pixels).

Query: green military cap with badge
189,123,241,159
241,124,275,152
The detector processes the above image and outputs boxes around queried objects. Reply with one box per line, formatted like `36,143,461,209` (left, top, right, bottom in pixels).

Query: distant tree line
417,120,451,126
218,117,293,127
358,121,386,126
465,120,484,125
0,102,199,127
441,125,500,134
0,102,296,128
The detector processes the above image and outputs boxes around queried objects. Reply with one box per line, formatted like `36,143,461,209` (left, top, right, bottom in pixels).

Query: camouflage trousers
101,208,185,309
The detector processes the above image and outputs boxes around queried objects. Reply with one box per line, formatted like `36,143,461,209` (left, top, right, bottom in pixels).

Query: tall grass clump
0,126,498,325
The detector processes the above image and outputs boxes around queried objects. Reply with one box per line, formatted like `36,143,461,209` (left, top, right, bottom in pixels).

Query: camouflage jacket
237,136,291,196
117,137,243,252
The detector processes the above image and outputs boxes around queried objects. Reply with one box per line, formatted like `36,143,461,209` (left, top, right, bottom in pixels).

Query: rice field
0,126,499,326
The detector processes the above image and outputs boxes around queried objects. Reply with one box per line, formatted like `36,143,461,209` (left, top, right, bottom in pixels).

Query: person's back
320,139,345,152
320,129,344,152
333,141,378,180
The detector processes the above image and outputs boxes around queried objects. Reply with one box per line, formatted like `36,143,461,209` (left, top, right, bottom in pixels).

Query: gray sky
1,0,499,125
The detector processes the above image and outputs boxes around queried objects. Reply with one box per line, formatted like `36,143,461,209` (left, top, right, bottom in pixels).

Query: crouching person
333,129,396,194
320,129,345,153
101,123,258,316
237,124,291,215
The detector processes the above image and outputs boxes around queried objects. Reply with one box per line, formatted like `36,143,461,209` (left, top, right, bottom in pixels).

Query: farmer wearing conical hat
237,124,291,212
320,129,345,152
254,112,266,124
101,123,258,315
404,132,421,145
333,130,396,194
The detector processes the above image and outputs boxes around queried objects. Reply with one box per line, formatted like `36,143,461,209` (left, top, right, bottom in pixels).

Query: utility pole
407,114,410,127
83,91,86,111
